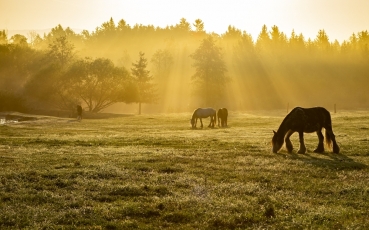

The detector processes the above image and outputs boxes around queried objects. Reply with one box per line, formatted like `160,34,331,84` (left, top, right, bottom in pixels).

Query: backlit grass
1,110,369,229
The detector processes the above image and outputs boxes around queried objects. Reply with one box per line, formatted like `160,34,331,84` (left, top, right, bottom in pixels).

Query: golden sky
1,0,369,42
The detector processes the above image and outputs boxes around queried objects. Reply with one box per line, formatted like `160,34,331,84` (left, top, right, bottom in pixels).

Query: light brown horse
190,108,216,128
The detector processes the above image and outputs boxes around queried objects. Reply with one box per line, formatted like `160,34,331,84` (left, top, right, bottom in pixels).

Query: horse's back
289,107,330,118
217,108,228,118
286,107,332,131
194,107,216,118
222,108,228,116
300,107,331,123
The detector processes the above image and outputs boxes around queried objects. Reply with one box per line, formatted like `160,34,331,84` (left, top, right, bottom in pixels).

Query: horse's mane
191,108,201,120
277,107,300,134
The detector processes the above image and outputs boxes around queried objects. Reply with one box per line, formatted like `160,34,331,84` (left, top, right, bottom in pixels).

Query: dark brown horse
217,108,228,127
272,107,340,154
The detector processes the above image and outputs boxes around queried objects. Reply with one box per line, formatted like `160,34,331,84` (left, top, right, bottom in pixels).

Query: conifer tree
131,52,157,114
190,36,228,107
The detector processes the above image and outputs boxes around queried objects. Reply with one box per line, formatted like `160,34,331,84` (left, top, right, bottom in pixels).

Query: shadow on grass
275,152,367,171
83,112,135,119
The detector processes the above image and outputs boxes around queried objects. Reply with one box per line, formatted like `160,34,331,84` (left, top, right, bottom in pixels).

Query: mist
1,19,368,114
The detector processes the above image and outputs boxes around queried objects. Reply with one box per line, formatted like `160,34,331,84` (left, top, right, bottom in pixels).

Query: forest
0,17,368,114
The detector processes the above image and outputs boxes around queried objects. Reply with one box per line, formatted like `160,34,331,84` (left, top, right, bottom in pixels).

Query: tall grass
1,111,368,229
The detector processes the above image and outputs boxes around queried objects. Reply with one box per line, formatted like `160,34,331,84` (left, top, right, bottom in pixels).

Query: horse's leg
200,118,203,128
297,131,307,154
314,129,325,153
285,130,294,153
208,116,214,128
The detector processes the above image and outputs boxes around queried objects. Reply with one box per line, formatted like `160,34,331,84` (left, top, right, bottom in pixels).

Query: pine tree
190,36,228,107
131,52,157,114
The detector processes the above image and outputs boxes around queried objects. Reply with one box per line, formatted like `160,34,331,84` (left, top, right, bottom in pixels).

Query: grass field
1,110,369,229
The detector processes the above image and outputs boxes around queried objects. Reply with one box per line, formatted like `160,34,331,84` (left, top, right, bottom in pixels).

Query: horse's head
271,130,284,153
190,118,195,128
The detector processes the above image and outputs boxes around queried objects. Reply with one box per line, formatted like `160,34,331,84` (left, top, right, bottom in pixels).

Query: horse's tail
324,109,333,149
325,129,333,149
214,111,217,126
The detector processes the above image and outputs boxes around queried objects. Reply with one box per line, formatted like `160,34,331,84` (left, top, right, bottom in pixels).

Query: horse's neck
276,121,290,137
191,113,198,120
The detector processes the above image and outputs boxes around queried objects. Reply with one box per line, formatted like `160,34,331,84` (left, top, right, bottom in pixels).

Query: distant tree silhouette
131,52,157,114
315,29,330,52
288,30,305,52
27,35,76,109
357,30,369,58
10,34,28,47
48,36,75,68
190,35,228,107
270,25,287,51
193,19,205,33
256,24,271,53
176,18,191,32
151,49,173,81
0,30,7,45
0,43,41,98
24,64,68,109
222,26,243,41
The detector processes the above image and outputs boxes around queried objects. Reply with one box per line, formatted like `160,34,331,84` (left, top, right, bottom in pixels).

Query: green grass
1,110,369,229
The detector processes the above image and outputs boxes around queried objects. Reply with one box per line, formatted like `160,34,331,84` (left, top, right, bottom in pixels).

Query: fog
1,19,368,114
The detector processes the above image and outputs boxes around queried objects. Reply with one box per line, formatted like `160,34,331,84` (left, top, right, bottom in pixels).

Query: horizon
2,0,369,43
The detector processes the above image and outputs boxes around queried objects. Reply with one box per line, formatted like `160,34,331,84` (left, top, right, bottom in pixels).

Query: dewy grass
0,110,369,229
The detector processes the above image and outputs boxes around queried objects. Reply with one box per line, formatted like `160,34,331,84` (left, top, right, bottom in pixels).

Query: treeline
0,18,368,113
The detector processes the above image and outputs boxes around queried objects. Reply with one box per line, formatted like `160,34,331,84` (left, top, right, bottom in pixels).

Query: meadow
0,110,369,229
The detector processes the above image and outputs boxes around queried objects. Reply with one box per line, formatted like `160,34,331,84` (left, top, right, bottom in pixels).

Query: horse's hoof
297,150,306,154
333,145,340,154
313,148,324,153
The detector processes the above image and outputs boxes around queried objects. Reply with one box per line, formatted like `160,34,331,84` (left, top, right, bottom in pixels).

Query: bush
0,91,27,112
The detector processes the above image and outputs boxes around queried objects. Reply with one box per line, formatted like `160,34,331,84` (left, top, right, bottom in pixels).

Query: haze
1,0,369,114
2,0,369,42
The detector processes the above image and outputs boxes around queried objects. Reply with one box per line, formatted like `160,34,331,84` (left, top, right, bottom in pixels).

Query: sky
1,0,369,43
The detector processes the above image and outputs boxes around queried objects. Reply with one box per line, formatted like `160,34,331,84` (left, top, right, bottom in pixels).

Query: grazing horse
190,108,216,128
217,108,228,127
272,107,340,154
